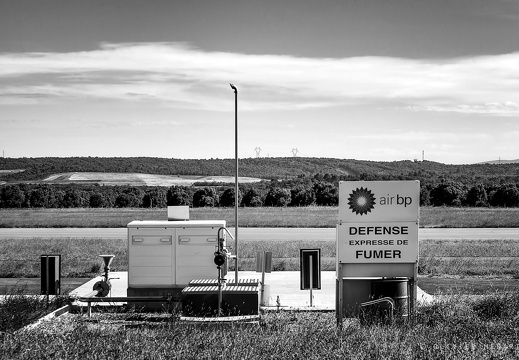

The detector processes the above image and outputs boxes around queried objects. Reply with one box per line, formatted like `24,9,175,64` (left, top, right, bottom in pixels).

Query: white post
338,263,343,326
230,83,239,285
45,255,49,307
309,255,313,307
261,251,266,305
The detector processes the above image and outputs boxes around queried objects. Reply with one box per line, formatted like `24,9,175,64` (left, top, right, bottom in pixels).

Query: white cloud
407,101,519,116
0,42,519,115
346,130,491,142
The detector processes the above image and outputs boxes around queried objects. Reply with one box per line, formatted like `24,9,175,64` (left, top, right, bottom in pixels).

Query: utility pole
255,147,262,158
230,83,239,284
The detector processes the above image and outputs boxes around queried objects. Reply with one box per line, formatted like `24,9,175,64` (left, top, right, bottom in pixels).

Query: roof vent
167,206,190,221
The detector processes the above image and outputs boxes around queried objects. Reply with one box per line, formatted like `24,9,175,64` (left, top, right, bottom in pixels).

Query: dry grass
0,238,126,278
0,207,338,228
2,206,519,228
1,207,519,277
1,237,518,278
419,239,519,277
3,293,519,358
420,207,519,228
0,294,70,333
421,239,519,257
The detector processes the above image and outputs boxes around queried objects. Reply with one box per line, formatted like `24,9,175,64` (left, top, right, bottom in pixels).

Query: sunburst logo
347,187,376,215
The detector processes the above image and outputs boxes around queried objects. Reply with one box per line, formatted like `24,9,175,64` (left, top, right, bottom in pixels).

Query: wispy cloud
1,42,518,115
348,130,491,142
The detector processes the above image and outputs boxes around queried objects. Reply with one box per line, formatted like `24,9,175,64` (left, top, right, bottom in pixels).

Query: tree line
1,179,519,209
3,157,519,184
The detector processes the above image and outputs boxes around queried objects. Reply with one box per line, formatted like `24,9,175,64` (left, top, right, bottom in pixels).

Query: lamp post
230,83,238,284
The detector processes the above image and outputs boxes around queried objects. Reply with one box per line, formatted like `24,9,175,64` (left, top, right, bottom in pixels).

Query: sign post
41,254,61,307
256,251,272,305
300,249,321,307
309,255,313,307
336,181,419,323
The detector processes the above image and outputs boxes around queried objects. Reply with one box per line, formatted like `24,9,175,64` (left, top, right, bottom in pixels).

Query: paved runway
1,227,518,240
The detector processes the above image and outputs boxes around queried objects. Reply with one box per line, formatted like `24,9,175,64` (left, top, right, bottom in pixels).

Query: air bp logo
347,187,376,215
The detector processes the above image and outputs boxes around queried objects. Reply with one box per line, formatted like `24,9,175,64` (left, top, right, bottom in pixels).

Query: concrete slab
71,272,128,308
238,271,335,310
71,272,128,298
70,271,434,310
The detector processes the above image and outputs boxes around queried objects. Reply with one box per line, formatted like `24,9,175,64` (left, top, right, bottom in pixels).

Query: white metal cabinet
127,220,226,290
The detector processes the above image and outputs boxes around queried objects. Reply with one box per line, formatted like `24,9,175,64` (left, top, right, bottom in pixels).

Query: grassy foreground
2,292,519,359
0,294,69,333
2,206,519,228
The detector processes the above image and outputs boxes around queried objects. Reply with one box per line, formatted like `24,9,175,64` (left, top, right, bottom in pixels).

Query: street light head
230,83,237,92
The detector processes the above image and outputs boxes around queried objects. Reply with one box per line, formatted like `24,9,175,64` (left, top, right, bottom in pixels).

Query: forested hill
1,157,519,184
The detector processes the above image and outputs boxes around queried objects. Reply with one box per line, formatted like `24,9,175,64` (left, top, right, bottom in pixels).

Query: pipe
79,286,104,317
78,295,177,317
216,227,231,317
82,290,99,299
78,296,175,303
217,267,223,317
217,226,237,262
217,227,234,241
360,297,395,323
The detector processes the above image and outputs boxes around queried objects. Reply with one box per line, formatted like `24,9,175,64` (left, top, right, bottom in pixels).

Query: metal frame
336,181,420,325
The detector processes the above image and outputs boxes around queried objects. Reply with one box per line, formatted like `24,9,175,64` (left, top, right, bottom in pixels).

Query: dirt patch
41,172,262,187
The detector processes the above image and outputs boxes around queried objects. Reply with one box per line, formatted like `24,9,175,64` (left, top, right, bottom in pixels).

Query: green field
2,207,519,357
1,207,519,280
2,237,519,281
2,206,519,228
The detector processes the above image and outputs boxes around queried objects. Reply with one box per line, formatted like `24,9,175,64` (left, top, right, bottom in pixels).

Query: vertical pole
338,263,343,326
309,255,313,307
56,255,61,295
231,84,239,284
45,255,49,307
412,261,418,320
261,251,266,305
217,266,222,317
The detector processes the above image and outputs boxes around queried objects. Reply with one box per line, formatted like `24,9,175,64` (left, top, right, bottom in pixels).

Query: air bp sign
338,181,419,263
339,181,419,223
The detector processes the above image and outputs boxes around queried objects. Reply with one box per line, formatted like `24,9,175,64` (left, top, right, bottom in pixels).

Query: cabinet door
176,227,221,285
128,228,174,287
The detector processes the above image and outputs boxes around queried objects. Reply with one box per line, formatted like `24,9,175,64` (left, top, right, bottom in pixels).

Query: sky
1,0,519,164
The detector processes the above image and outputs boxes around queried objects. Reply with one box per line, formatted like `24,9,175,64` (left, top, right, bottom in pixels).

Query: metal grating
188,278,260,286
228,278,260,286
182,285,258,294
189,279,219,286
